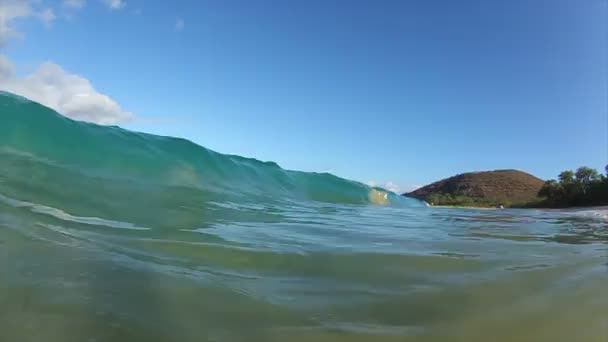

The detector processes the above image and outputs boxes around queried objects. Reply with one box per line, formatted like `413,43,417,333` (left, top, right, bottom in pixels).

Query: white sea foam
0,193,149,230
569,207,608,222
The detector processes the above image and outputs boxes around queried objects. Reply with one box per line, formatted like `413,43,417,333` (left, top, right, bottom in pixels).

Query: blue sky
1,0,606,192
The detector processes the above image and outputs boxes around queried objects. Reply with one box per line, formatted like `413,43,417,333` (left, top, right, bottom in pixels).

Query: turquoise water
1,92,607,341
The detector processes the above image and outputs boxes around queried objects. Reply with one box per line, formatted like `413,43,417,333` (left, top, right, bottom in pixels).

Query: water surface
1,92,606,341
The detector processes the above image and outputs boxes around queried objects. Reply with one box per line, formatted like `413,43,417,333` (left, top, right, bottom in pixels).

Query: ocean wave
0,91,423,209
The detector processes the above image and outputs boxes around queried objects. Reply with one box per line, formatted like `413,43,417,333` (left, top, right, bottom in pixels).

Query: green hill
404,170,545,207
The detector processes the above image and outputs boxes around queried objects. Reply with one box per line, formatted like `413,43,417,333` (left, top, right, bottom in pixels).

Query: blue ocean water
0,92,606,341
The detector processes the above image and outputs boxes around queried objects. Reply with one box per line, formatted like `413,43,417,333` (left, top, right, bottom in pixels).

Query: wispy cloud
366,181,418,194
175,18,185,31
63,0,85,9
104,0,125,10
384,181,401,194
0,1,57,46
402,184,423,193
38,8,56,26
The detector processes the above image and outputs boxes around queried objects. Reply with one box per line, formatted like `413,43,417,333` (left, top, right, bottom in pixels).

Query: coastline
429,204,608,211
429,205,501,210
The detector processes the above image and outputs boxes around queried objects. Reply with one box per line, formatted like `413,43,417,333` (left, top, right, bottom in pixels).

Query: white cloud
38,8,55,25
384,181,401,194
175,18,184,31
0,0,33,47
0,55,132,125
0,1,56,46
0,54,14,79
104,0,125,10
367,180,412,194
63,0,85,9
0,1,131,125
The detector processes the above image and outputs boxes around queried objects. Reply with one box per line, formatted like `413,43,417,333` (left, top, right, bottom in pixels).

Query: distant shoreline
428,205,499,210
428,204,608,211
406,167,608,210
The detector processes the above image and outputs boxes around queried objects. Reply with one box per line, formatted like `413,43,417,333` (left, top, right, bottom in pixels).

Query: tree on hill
538,179,563,201
538,165,607,207
575,167,601,194
558,170,575,184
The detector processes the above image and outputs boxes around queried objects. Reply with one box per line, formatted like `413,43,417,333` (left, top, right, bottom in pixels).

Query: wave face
0,92,423,228
1,91,606,342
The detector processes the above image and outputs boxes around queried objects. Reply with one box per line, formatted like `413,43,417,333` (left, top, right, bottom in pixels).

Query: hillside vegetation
537,166,608,207
404,170,545,207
